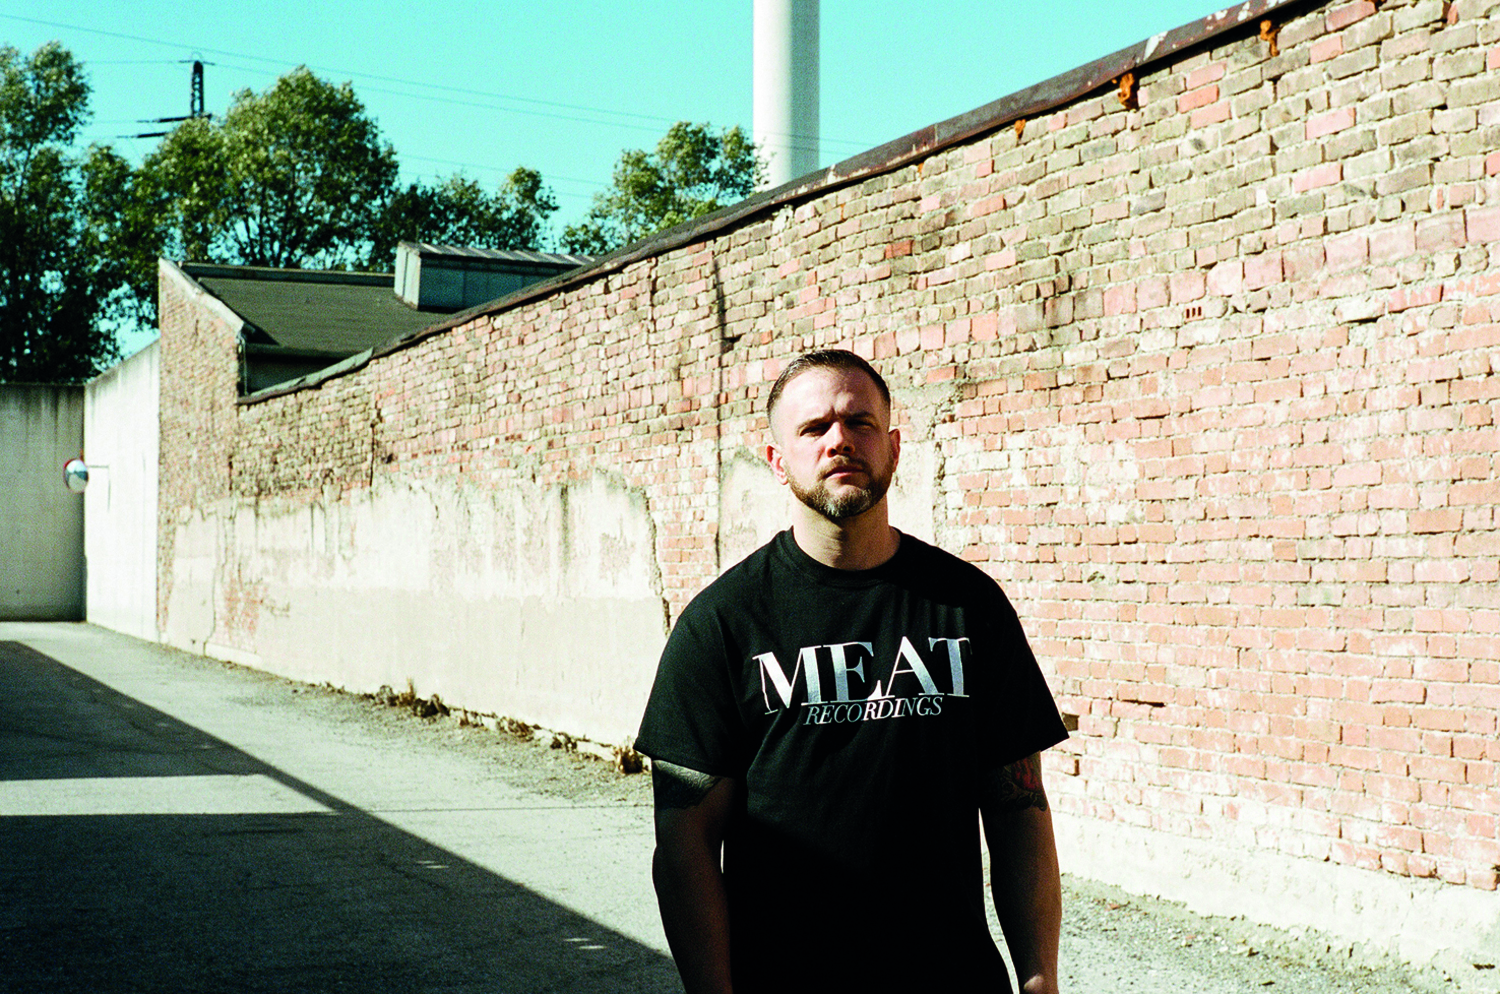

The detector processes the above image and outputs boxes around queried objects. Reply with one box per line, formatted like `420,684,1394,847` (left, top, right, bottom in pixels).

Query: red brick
1417,213,1466,251
1205,261,1241,296
1283,244,1326,281
1410,509,1462,533
1388,285,1442,312
1178,84,1219,113
1245,254,1284,290
1295,162,1343,193
1327,1,1376,30
1311,36,1344,63
1188,62,1227,89
1466,206,1500,244
1307,107,1356,140
1191,103,1231,128
1104,285,1136,315
1325,232,1368,271
1369,223,1416,263
1170,271,1206,303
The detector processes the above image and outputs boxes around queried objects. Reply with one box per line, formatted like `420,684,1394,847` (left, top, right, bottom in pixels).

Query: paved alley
0,622,676,993
1,623,1442,993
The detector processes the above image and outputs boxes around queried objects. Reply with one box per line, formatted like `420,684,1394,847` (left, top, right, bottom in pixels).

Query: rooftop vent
394,242,591,312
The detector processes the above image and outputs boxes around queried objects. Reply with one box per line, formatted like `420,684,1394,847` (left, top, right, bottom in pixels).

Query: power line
401,153,607,190
197,56,850,154
0,15,676,128
130,60,210,138
1,12,869,152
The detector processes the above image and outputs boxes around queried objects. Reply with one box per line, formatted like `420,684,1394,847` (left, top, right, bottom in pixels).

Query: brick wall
158,0,1499,912
157,260,241,644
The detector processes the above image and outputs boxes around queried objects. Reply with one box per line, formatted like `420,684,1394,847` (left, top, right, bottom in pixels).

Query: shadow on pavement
0,641,680,993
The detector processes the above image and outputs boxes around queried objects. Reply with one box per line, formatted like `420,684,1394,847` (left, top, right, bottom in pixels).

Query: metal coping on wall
238,0,1306,407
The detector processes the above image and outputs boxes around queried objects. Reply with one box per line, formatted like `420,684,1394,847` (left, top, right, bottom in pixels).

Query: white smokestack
753,0,820,188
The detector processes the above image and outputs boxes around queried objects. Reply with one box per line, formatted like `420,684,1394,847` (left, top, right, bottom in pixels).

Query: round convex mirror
63,458,89,494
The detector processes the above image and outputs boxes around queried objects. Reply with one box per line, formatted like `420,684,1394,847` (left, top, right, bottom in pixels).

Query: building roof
183,264,439,358
400,243,591,269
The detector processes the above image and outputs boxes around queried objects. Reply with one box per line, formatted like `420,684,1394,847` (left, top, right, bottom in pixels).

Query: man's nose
823,422,854,453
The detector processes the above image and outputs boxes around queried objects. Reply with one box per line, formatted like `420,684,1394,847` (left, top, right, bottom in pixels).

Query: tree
0,42,124,382
561,122,763,256
367,167,558,269
141,67,398,270
135,116,227,267
139,67,559,279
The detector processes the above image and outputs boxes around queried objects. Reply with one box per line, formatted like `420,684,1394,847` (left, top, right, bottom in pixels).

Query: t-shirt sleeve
635,598,745,777
981,583,1070,769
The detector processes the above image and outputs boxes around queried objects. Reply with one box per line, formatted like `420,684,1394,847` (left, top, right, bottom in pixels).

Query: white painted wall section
84,342,161,640
162,472,669,745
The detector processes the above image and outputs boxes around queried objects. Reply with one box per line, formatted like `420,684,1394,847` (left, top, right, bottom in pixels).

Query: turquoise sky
9,2,1230,227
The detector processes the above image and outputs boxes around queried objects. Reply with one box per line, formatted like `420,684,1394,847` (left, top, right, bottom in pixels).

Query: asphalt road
0,622,1444,993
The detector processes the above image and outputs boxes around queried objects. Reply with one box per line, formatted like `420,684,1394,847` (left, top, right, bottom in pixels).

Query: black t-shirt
637,530,1068,992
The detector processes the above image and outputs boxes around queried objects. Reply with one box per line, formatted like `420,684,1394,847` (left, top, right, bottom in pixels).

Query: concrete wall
84,343,160,641
0,385,84,620
156,0,1500,978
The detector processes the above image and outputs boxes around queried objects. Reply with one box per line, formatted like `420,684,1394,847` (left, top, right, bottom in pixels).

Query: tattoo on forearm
653,760,724,810
984,752,1048,812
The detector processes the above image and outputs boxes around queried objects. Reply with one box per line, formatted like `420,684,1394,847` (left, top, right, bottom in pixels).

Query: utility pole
190,59,204,120
133,60,210,139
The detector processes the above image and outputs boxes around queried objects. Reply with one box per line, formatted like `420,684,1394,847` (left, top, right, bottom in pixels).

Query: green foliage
368,167,559,268
135,117,227,266
561,122,762,256
1,50,562,379
0,42,122,382
84,144,166,329
139,67,559,278
141,67,399,270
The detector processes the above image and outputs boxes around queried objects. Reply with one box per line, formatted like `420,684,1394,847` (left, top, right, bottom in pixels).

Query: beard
788,459,894,522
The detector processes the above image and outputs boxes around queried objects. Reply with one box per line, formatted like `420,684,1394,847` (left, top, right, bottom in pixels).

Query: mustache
821,458,870,478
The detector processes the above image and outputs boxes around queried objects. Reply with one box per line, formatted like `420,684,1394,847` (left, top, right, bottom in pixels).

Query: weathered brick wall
158,0,1499,917
157,261,241,640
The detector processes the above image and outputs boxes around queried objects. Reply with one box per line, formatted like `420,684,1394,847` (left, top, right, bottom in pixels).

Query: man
636,349,1068,993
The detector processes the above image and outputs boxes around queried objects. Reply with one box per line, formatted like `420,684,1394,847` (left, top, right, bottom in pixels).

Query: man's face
767,367,900,522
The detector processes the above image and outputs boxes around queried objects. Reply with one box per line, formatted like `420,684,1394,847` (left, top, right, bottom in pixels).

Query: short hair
766,349,891,422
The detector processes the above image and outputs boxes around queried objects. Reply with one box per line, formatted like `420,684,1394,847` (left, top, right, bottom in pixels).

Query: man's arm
652,760,738,994
980,752,1062,994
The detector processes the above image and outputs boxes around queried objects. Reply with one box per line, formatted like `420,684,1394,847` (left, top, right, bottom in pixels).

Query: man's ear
889,428,901,472
765,442,788,485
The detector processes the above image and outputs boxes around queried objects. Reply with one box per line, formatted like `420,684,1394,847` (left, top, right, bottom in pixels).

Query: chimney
754,0,820,188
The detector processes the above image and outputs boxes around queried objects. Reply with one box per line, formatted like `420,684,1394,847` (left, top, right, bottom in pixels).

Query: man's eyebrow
793,407,880,432
792,415,828,433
